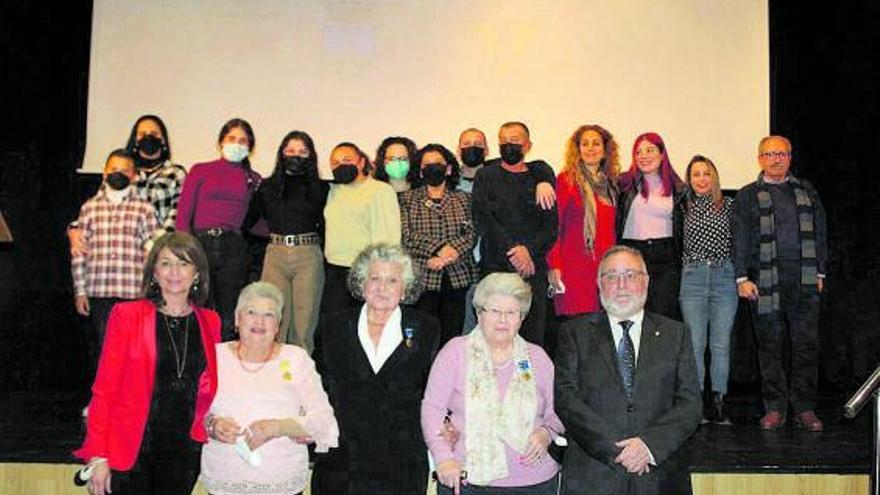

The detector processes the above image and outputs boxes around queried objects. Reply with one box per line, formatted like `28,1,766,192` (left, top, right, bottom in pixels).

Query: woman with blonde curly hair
547,124,620,316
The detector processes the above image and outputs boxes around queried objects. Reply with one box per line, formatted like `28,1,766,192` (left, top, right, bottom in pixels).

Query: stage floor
0,384,872,494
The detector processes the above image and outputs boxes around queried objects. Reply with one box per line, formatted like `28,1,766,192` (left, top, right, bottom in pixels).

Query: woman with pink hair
616,132,685,319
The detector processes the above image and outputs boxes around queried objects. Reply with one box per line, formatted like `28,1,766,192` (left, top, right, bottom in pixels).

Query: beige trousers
260,243,325,353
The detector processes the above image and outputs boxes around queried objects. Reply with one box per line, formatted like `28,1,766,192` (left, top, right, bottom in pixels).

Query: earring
150,277,159,290
190,276,200,296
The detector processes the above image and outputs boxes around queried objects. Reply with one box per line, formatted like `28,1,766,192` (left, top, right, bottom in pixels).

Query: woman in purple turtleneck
176,118,262,341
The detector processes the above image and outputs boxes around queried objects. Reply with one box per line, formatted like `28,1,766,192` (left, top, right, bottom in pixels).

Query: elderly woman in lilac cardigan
421,272,564,495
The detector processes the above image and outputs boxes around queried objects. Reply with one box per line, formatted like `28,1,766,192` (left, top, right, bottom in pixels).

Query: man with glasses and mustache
554,245,701,494
733,135,828,431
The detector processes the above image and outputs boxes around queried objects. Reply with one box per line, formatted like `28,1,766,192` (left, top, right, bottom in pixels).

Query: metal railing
843,365,880,495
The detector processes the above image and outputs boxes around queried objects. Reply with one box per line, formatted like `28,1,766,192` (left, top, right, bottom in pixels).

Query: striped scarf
755,173,818,315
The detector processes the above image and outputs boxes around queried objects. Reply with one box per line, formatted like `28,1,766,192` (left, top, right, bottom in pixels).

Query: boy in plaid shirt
71,149,159,381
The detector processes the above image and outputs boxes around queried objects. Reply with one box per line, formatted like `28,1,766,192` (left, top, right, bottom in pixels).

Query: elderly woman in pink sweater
200,282,338,495
422,273,563,495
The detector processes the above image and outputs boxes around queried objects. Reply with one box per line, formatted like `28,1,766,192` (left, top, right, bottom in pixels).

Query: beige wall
83,0,768,188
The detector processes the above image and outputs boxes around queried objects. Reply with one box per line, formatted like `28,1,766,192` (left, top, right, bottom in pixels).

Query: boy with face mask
71,149,159,384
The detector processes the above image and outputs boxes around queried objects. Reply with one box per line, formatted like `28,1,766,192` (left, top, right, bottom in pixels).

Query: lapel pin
404,327,414,348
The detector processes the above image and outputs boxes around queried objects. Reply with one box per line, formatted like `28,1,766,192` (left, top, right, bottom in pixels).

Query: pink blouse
200,344,338,495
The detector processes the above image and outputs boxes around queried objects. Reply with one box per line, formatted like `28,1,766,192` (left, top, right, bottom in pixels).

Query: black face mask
421,163,448,187
499,143,524,165
460,146,485,167
106,172,131,191
136,135,163,156
332,164,359,184
282,156,311,176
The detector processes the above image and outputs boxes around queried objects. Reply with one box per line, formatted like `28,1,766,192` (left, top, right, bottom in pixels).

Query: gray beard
600,291,647,319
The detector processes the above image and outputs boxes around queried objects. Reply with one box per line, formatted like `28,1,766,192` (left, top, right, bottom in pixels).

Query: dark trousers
86,297,124,384
521,270,549,348
415,275,468,347
321,263,358,315
752,260,821,414
109,445,200,495
196,232,247,342
621,238,681,320
437,475,559,494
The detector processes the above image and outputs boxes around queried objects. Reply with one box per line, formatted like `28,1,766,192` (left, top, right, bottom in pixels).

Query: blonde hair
684,155,724,212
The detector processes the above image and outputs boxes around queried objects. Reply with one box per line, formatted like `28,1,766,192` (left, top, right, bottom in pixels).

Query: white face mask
222,143,250,162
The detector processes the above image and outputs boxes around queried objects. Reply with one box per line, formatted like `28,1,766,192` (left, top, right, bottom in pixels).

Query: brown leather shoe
760,410,786,430
794,411,824,432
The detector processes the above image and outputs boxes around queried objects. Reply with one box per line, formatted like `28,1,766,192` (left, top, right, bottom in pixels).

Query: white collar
357,305,403,373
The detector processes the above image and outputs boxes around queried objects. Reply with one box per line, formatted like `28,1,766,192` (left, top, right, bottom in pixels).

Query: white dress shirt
357,305,403,373
607,309,657,466
609,310,646,362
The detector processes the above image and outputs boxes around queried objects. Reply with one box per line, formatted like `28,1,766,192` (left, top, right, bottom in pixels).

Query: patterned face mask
222,143,250,163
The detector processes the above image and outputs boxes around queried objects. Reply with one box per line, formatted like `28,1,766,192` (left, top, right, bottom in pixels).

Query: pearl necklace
236,342,275,373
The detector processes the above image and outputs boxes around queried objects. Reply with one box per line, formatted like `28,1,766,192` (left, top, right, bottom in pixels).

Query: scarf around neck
464,328,537,485
755,172,818,315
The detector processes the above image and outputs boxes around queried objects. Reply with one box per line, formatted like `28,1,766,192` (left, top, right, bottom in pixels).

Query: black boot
713,392,732,425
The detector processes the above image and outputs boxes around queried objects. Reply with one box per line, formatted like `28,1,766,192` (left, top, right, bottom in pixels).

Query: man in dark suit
555,245,701,494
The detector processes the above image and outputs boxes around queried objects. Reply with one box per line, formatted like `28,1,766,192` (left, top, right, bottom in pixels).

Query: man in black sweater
472,121,558,346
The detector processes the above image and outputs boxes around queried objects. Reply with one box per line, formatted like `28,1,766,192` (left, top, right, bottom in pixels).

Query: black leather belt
195,228,241,238
269,232,321,246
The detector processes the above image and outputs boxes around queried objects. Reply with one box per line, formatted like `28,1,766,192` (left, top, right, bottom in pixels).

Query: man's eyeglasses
759,151,790,160
599,270,647,286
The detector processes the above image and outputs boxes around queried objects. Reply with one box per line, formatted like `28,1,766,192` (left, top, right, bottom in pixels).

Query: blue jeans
678,259,738,393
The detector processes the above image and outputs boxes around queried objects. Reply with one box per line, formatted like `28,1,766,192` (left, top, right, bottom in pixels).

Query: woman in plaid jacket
400,143,478,345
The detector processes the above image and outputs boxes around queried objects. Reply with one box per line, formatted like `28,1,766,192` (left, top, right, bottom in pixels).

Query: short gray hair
235,281,284,320
597,245,647,281
347,243,421,304
758,135,792,154
472,272,532,316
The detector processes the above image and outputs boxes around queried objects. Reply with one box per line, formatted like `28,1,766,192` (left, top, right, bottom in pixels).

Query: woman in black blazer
311,243,440,495
616,132,685,320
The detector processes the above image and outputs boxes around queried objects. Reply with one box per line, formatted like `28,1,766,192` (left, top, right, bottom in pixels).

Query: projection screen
82,0,768,188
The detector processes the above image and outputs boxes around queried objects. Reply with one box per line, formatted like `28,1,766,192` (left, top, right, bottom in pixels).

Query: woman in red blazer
74,232,221,495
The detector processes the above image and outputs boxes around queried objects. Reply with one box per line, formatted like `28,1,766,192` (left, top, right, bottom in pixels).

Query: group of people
69,113,827,495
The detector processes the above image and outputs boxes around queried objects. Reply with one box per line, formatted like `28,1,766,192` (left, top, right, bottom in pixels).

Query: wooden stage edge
0,463,870,495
